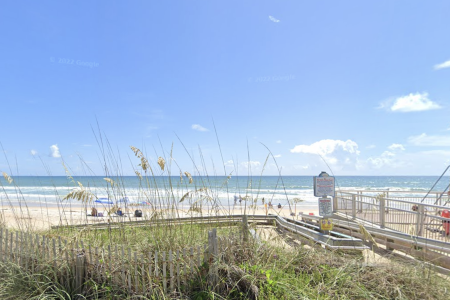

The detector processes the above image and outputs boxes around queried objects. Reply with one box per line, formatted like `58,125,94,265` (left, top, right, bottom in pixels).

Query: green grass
2,223,441,299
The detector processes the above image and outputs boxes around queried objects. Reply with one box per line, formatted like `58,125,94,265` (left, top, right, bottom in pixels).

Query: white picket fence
0,227,224,297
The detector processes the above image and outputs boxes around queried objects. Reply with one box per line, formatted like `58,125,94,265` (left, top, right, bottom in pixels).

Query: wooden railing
334,191,450,241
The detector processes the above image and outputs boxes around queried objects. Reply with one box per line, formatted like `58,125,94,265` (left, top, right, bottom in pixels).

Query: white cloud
408,133,450,147
276,140,281,144
191,124,209,132
269,16,280,23
389,93,441,112
290,139,360,157
387,143,405,151
241,161,261,168
50,144,61,158
434,59,450,70
366,145,376,149
274,154,281,158
290,139,360,168
224,160,234,167
30,150,37,156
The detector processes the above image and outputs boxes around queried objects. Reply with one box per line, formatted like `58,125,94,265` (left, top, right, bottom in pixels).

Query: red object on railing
442,210,450,235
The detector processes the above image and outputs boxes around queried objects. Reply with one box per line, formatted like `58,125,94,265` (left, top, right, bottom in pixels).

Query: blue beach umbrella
94,198,114,205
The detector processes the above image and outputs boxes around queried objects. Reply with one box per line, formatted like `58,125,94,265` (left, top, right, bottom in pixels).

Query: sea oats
184,171,193,184
62,161,75,185
130,146,151,172
157,157,165,171
135,171,143,180
104,177,115,187
358,223,378,247
179,191,190,203
2,172,13,184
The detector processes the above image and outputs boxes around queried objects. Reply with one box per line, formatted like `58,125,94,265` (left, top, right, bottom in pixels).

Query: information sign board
314,176,335,197
318,197,333,217
320,218,333,231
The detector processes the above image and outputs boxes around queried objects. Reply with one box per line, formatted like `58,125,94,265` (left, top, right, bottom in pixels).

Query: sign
314,172,335,197
320,218,333,231
319,196,333,217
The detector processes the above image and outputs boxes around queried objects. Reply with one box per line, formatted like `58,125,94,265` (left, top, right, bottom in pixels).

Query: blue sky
1,0,450,176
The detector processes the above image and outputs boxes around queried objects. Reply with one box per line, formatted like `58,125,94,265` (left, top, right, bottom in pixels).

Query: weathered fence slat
140,255,146,295
134,251,139,294
176,250,180,290
163,251,167,294
148,252,153,294
127,248,132,293
169,250,174,293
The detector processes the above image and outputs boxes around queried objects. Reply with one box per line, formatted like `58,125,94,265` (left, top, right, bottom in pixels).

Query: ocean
1,176,449,209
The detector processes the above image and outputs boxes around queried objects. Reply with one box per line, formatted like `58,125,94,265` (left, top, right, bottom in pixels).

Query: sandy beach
0,203,320,231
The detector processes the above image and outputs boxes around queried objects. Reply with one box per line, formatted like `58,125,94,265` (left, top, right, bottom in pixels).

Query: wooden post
415,204,425,236
352,194,356,219
75,254,86,296
242,215,249,242
208,228,219,290
379,196,386,228
332,196,338,213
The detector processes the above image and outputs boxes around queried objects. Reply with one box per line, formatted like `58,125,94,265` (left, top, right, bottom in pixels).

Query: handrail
338,191,449,209
420,165,450,203
339,190,446,194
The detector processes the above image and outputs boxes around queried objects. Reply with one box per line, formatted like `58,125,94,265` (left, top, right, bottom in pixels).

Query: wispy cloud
366,145,376,149
276,140,281,144
274,154,281,158
224,160,234,167
50,144,61,158
384,92,441,112
387,143,405,151
434,59,450,70
30,149,37,156
269,16,280,23
191,124,209,132
408,133,450,147
241,161,261,168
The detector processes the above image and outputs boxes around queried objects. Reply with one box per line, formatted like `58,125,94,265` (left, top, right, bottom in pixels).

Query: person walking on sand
277,203,282,209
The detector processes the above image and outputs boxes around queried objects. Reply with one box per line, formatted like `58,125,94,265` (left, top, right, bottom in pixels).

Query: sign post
313,171,335,233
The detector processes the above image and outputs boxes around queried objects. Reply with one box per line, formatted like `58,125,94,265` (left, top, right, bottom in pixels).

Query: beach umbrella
94,198,114,205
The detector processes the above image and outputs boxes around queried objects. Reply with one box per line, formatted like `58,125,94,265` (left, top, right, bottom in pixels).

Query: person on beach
234,195,238,205
239,196,242,204
268,201,273,208
277,203,282,209
91,207,98,217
